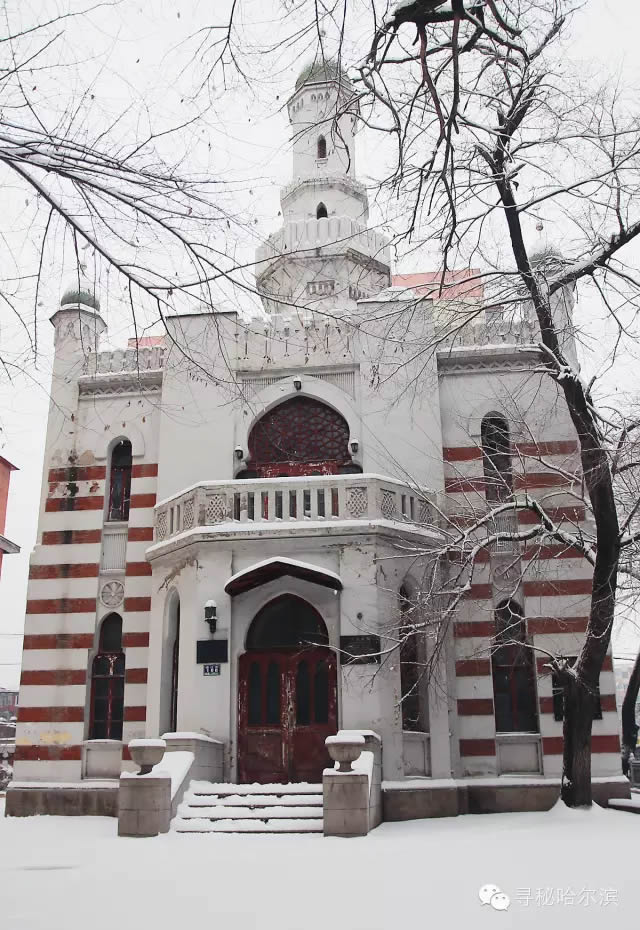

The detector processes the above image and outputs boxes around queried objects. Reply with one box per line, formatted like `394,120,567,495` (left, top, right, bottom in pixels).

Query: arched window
317,136,327,159
492,600,538,733
89,613,125,740
246,594,329,651
170,602,180,733
107,439,132,521
399,585,421,731
247,397,354,477
316,202,328,219
481,414,512,503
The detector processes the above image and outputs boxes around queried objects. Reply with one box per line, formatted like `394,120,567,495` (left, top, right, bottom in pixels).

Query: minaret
45,281,106,473
256,58,391,315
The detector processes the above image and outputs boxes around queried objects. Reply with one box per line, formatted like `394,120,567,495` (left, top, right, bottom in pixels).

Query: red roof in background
392,270,484,299
0,456,17,472
127,336,165,349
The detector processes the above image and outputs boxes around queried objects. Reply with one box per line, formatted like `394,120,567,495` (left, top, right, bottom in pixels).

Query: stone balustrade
256,215,390,269
154,474,438,542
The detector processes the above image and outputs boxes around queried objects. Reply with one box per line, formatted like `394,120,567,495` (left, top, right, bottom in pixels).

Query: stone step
174,817,323,834
184,793,322,807
189,781,322,796
177,804,321,819
174,782,325,834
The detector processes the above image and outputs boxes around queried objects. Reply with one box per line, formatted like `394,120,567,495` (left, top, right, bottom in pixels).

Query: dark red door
238,648,337,783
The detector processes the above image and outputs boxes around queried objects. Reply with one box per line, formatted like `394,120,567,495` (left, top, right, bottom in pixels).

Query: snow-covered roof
225,557,343,596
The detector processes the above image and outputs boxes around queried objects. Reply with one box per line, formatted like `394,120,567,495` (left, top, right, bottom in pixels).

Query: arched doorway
237,595,337,783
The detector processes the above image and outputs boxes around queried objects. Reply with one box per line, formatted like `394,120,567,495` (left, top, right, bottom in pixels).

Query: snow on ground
0,796,636,930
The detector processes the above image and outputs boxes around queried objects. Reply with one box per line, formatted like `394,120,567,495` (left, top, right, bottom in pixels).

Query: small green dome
295,58,351,91
60,287,101,311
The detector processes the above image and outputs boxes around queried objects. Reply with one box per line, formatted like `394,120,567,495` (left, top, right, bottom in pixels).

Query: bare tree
357,0,640,807
0,2,256,384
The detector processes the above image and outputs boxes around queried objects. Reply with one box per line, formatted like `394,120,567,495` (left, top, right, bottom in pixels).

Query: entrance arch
238,595,337,783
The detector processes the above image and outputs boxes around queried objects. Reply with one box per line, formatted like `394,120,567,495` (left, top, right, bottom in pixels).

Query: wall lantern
293,377,302,392
234,446,244,460
350,439,359,456
204,600,217,635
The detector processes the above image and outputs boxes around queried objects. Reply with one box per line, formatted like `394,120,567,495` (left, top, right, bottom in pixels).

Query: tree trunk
560,675,595,807
621,650,640,776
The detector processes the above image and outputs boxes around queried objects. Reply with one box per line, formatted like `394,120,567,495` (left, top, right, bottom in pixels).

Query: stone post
118,775,171,837
118,739,171,837
323,730,383,837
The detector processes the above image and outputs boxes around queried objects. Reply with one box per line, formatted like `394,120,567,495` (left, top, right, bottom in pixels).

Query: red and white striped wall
14,463,157,781
444,441,620,778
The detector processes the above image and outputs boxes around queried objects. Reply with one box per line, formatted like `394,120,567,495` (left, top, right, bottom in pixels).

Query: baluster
337,483,346,519
303,488,311,518
331,486,339,517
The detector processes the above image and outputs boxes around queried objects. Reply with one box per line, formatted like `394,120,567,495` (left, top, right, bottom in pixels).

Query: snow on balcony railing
154,474,437,542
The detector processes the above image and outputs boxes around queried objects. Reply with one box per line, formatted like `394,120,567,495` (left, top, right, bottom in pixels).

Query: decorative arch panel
247,396,352,477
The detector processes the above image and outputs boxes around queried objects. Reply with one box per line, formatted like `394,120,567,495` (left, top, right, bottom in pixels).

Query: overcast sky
1,0,639,688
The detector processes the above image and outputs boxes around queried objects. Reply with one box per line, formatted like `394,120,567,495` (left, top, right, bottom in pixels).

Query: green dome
60,287,101,311
295,58,351,91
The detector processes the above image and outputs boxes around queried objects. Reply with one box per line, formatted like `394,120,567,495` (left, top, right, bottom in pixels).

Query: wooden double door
238,648,337,783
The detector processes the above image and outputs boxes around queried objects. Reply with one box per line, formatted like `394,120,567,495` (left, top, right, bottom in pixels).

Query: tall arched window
170,602,180,733
492,600,538,733
481,414,512,503
107,439,132,521
316,202,328,219
399,585,421,731
317,136,327,159
89,613,125,740
246,396,355,477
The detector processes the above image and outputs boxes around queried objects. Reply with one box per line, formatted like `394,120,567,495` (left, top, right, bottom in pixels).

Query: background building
0,456,19,575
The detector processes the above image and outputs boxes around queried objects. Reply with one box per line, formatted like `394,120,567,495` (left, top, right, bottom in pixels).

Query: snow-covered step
185,793,322,807
174,817,323,833
189,781,321,795
177,804,321,819
173,781,324,834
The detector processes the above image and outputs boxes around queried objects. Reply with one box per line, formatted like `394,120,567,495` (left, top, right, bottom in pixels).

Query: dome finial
294,55,351,92
60,263,101,312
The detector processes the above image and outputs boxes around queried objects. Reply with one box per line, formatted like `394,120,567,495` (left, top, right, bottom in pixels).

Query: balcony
152,474,441,547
